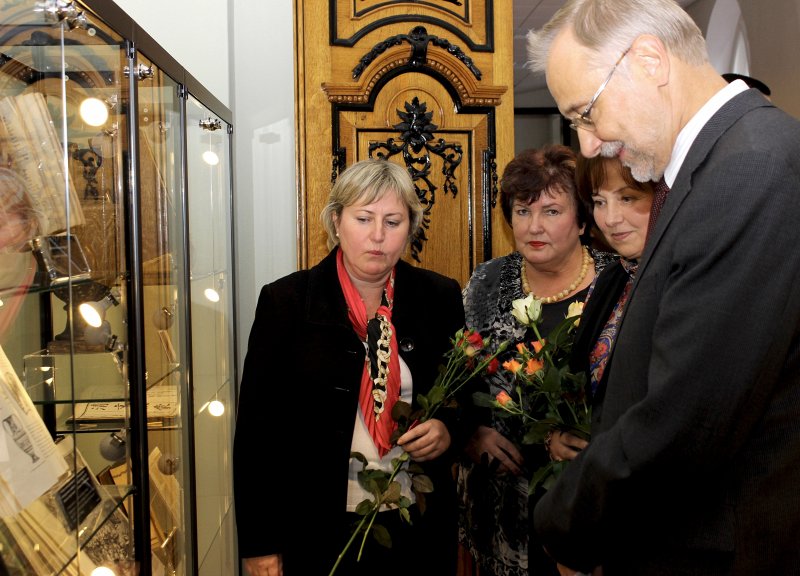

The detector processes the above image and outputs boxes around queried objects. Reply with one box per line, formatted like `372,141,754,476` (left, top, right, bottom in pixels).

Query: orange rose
525,357,544,375
496,390,513,406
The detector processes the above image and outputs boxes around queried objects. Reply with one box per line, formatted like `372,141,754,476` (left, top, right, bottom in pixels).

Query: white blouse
346,354,415,512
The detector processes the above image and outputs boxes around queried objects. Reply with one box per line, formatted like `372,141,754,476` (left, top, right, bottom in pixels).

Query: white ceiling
513,0,698,106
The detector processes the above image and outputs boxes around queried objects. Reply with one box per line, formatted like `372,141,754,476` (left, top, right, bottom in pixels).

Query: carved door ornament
366,96,464,262
322,25,506,108
353,26,482,82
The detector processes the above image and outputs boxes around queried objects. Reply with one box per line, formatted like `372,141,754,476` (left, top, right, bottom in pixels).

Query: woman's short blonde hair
321,159,423,249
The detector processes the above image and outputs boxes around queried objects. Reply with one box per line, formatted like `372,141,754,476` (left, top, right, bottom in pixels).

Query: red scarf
336,249,400,457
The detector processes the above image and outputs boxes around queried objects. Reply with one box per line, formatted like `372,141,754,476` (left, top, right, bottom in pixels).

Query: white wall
230,0,297,376
113,0,231,108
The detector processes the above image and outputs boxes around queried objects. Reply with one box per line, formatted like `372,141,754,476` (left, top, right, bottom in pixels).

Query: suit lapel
636,90,772,281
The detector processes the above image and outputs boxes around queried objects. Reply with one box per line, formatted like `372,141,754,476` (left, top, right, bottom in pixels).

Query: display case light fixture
79,97,109,127
199,117,222,131
208,399,225,417
79,287,120,328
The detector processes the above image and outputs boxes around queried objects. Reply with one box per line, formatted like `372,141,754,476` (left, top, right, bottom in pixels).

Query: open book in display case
0,1,237,574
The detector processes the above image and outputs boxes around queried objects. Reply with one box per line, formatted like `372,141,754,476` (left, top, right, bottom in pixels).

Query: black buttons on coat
400,338,415,352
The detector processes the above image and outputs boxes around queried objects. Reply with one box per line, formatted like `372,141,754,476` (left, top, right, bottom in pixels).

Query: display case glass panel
0,1,134,574
134,49,192,575
186,93,236,576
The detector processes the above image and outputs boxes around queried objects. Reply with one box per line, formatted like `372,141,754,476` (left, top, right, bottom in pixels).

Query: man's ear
629,34,670,87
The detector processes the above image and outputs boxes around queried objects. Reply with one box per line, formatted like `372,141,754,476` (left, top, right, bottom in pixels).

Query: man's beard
600,141,659,183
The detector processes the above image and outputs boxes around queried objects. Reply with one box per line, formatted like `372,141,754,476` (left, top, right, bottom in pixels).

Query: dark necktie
646,176,670,241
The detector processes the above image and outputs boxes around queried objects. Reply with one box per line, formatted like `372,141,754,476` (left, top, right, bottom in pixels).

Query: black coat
534,89,800,575
233,248,465,573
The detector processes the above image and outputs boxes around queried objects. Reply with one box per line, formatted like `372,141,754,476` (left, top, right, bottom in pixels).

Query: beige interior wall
687,0,800,119
738,0,800,118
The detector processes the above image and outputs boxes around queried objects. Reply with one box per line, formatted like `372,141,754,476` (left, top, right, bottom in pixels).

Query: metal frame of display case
0,0,237,574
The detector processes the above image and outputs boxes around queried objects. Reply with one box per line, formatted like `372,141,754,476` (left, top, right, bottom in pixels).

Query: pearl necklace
520,245,592,304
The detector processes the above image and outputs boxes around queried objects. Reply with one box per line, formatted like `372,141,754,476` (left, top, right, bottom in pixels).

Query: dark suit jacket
233,248,465,573
534,89,800,575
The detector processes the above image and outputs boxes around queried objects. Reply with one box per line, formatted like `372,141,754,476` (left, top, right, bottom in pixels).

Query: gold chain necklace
368,277,394,421
520,245,592,304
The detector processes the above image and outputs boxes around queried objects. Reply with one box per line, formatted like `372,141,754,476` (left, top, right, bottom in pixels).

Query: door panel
297,0,515,286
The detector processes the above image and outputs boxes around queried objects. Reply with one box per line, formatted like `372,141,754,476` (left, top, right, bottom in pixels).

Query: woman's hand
396,418,451,461
243,554,282,576
464,425,524,475
546,429,588,462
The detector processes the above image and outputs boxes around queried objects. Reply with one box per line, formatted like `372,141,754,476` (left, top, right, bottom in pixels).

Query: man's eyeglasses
569,46,631,132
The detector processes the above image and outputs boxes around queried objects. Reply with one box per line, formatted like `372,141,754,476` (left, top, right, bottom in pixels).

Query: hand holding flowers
329,328,507,576
475,294,589,493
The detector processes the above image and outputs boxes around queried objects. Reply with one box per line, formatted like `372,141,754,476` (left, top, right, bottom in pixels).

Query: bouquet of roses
474,294,590,494
329,328,507,576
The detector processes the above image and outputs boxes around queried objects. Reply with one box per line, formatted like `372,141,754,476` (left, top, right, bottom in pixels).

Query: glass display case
0,1,237,574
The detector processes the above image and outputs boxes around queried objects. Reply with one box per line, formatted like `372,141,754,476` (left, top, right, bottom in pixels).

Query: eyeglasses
569,46,631,132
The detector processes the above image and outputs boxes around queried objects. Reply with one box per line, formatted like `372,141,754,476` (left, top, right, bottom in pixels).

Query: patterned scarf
588,259,639,396
336,248,400,457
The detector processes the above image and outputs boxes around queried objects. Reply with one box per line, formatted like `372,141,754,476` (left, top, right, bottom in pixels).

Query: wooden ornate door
296,0,515,286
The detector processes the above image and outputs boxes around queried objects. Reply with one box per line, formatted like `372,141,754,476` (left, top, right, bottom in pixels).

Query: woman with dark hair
456,145,614,576
551,155,654,453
